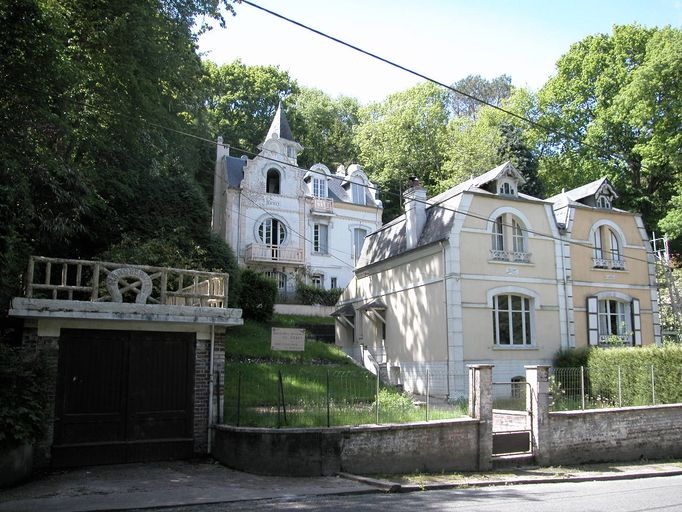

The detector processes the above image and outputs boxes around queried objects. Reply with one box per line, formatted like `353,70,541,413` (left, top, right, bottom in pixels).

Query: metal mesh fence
550,366,682,410
223,364,467,427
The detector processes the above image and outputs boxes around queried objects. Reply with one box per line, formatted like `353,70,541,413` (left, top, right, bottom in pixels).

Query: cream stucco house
211,104,383,297
334,163,660,398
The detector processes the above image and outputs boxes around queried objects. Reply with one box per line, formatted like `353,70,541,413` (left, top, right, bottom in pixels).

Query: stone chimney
404,176,427,251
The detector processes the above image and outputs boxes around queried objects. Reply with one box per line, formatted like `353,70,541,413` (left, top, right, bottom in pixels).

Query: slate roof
545,177,616,203
265,102,295,142
358,162,541,269
224,155,247,188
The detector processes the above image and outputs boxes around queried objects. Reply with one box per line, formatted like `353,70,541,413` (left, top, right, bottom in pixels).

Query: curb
338,468,682,494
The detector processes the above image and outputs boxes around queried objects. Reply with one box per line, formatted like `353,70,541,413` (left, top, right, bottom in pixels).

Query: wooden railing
245,244,304,265
23,256,230,308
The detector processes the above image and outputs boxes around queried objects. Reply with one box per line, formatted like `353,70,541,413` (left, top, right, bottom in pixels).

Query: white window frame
492,294,534,346
313,224,328,254
353,227,368,261
311,274,323,288
312,177,327,198
351,181,366,205
258,218,287,246
489,213,530,263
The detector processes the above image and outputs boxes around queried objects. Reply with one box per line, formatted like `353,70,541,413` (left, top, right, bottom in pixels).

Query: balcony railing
23,256,229,307
592,257,626,270
489,250,532,263
245,244,304,265
598,334,631,346
310,197,334,214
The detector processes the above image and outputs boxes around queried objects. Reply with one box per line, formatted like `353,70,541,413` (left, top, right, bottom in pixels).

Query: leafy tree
203,59,298,157
239,269,277,322
448,74,513,119
0,0,237,313
288,87,360,170
535,25,682,238
354,82,450,220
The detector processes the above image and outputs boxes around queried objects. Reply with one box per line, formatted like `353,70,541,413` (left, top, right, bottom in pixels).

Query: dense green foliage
239,269,277,322
0,0,239,313
553,346,592,368
588,345,682,406
0,344,49,449
295,283,343,307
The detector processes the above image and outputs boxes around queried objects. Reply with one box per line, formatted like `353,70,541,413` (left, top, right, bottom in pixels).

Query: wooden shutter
587,296,599,346
631,298,642,346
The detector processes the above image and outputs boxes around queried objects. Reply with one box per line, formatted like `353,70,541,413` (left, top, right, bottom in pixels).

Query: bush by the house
553,346,592,368
296,283,343,306
240,269,278,322
0,344,49,450
587,344,682,406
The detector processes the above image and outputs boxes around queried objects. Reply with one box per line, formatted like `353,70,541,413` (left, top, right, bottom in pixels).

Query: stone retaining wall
212,418,480,476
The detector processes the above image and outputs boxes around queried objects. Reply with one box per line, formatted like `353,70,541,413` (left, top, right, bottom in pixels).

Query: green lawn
224,316,466,427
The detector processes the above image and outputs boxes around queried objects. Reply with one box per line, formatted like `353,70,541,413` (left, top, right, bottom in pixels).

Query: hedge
296,283,343,306
587,344,682,406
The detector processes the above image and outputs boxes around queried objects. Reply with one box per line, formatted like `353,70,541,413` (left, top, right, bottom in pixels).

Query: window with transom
492,294,533,346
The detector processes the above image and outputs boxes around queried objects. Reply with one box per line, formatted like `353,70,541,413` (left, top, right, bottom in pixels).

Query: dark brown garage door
53,329,195,467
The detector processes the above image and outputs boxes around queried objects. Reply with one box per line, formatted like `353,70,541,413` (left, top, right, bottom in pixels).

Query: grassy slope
224,315,465,426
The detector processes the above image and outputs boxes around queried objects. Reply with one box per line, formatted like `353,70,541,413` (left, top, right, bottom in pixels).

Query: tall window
512,219,526,253
490,214,529,262
351,182,366,205
598,300,628,341
492,294,533,346
258,218,286,246
593,225,624,270
330,277,337,289
311,274,322,288
492,216,504,252
313,224,328,254
353,228,367,261
597,196,611,209
312,177,327,198
266,169,280,194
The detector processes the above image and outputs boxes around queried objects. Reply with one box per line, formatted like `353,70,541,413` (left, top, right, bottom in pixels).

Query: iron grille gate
53,329,195,467
491,381,532,456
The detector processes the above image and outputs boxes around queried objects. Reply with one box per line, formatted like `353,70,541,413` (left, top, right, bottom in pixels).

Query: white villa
211,104,383,297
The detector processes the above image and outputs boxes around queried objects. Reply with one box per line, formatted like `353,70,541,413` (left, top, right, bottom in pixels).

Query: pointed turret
265,102,295,142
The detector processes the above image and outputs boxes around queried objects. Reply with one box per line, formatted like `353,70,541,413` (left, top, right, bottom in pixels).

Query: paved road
143,475,682,512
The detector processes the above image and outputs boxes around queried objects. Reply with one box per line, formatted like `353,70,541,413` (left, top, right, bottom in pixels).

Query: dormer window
498,181,516,196
352,182,366,205
597,196,611,209
312,177,327,198
286,146,295,158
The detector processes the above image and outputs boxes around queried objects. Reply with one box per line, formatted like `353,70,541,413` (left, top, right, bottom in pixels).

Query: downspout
559,228,571,349
207,324,215,454
440,241,451,399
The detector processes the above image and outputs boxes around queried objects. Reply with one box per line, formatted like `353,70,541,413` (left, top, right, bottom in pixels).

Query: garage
52,329,195,467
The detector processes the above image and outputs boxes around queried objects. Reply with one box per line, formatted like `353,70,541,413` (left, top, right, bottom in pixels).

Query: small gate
492,381,533,456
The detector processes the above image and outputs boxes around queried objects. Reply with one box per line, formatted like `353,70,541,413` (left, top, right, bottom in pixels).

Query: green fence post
617,366,622,408
426,368,430,422
651,365,656,405
580,366,586,409
326,369,330,428
375,371,380,424
236,370,241,427
278,369,287,426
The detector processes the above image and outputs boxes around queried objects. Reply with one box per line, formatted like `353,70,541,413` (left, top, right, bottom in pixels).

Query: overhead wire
13,75,656,267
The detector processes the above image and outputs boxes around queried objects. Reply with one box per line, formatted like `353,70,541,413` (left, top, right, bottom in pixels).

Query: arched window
490,214,529,263
351,182,366,205
592,224,624,270
266,168,280,194
312,177,327,198
498,181,516,196
492,294,533,346
258,218,287,246
597,196,611,209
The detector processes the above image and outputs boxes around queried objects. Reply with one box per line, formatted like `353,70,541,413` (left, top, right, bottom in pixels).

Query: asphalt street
141,474,682,512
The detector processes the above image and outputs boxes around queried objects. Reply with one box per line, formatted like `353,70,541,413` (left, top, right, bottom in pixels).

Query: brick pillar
468,364,493,471
525,365,551,465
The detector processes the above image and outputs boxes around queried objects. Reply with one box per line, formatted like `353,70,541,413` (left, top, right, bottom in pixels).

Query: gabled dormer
475,162,526,197
551,177,618,209
257,102,303,165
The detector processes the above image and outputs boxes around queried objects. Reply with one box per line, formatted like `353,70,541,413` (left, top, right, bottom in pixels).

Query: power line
14,82,655,267
240,0,633,168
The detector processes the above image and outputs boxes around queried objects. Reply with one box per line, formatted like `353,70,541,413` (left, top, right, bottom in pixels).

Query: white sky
198,0,682,104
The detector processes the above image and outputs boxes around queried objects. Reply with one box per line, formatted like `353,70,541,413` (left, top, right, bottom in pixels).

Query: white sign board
271,328,306,352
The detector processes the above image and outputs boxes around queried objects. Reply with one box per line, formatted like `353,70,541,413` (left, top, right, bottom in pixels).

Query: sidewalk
1,458,681,512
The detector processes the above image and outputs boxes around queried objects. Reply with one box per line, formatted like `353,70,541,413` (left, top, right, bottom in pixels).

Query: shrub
0,344,49,449
240,269,277,322
296,283,343,306
587,345,682,406
553,346,591,368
